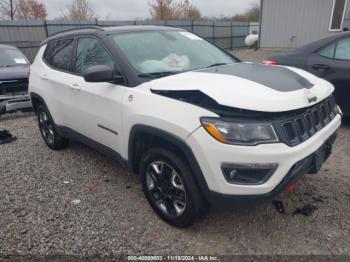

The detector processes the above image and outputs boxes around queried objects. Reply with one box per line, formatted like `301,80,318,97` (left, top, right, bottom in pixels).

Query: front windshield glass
0,48,29,67
112,30,238,76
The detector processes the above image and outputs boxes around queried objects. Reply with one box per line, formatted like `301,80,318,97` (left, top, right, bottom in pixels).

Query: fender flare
128,124,210,197
29,92,48,114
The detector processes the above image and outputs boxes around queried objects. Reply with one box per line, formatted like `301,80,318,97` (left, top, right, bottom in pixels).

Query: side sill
56,125,129,170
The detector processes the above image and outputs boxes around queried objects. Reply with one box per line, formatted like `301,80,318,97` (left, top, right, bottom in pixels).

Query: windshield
112,30,238,76
0,48,29,67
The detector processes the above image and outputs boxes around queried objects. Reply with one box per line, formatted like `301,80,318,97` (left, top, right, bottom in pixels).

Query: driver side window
74,37,115,75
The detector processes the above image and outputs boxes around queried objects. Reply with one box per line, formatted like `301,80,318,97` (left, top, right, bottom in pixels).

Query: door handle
40,74,49,80
70,83,81,91
312,64,330,70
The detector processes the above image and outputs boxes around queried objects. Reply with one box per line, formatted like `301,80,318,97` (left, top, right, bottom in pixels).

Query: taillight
263,60,278,65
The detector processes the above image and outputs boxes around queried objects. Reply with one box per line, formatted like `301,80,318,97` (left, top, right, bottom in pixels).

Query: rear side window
317,42,336,58
74,38,115,75
317,37,350,60
334,38,350,60
44,38,75,72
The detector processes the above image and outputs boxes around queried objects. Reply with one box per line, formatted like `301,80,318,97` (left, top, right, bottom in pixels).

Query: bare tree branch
149,0,201,20
61,0,97,21
0,0,18,20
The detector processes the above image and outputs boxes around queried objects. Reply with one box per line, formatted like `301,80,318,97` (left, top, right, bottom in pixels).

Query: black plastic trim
29,92,47,113
128,124,211,197
221,163,278,185
56,125,128,168
97,124,119,136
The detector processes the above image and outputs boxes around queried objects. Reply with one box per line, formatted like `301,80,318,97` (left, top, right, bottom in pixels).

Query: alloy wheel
39,111,54,145
146,161,187,217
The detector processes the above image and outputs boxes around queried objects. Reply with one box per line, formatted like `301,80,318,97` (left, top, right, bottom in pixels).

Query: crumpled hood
0,65,29,81
149,63,334,112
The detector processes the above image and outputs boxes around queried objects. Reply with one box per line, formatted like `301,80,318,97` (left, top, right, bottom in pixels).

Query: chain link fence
0,20,259,62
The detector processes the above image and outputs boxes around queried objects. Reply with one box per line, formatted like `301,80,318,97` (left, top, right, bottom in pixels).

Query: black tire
140,148,206,228
36,104,69,150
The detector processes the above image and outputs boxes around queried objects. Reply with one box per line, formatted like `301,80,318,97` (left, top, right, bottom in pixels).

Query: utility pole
10,0,14,20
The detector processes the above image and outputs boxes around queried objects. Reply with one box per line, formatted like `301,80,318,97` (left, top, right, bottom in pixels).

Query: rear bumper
204,132,337,207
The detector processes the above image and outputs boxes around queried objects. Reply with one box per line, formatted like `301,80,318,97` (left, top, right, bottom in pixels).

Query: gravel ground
0,49,350,258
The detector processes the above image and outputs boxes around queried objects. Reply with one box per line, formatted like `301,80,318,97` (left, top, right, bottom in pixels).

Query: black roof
41,25,183,45
295,31,350,54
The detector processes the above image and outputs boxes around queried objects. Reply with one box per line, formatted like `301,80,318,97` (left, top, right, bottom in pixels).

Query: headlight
201,118,279,145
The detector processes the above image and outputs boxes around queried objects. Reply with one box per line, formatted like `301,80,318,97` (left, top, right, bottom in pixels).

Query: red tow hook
287,183,297,193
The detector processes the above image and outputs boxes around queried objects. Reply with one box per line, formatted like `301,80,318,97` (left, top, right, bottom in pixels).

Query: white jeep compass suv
29,26,342,227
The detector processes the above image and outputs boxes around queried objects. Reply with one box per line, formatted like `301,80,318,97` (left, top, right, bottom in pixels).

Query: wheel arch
128,124,210,197
30,92,47,114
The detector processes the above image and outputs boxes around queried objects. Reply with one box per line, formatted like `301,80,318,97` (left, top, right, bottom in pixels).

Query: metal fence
0,20,258,62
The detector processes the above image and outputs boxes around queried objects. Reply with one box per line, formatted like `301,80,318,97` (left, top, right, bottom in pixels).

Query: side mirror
84,65,124,84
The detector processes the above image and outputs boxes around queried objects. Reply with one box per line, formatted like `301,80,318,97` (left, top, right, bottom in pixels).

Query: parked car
264,31,350,116
29,26,342,227
0,44,32,115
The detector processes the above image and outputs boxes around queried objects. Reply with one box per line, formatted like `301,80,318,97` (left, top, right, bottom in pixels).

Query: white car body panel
29,40,341,198
149,64,334,112
121,83,217,159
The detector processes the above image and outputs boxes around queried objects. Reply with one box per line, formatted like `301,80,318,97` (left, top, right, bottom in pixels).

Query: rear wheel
140,148,206,228
37,104,69,150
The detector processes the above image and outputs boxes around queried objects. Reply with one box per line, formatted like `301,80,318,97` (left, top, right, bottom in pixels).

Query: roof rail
49,26,104,37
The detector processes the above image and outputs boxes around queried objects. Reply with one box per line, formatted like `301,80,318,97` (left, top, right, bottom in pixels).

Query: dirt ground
0,49,349,259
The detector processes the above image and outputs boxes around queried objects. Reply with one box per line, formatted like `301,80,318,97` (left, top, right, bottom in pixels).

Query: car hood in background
0,65,30,81
149,63,334,112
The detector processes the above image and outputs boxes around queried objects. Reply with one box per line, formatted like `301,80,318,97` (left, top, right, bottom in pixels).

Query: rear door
40,38,77,126
307,37,350,114
66,36,127,153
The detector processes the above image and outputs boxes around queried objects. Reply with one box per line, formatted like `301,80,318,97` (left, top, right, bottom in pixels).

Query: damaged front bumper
0,95,33,115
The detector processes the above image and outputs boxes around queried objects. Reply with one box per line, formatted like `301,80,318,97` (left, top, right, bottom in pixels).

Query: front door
67,37,127,154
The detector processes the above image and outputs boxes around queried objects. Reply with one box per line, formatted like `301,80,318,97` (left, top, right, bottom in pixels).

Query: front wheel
140,148,206,228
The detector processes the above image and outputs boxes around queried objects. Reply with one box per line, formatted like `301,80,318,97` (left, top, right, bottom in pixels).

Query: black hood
0,65,30,81
197,63,313,92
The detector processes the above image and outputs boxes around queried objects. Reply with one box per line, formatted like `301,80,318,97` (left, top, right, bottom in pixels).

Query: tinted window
74,38,114,75
44,38,75,71
317,42,336,58
334,38,350,60
330,0,346,30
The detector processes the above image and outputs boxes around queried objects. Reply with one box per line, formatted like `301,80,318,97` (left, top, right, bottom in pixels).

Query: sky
40,0,259,20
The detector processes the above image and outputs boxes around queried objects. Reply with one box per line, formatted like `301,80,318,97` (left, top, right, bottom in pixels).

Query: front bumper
0,95,32,115
186,114,341,198
203,132,337,207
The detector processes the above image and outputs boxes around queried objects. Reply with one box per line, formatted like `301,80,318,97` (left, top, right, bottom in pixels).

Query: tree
175,0,201,20
0,0,18,20
15,0,47,20
149,0,201,20
61,0,96,20
149,0,175,20
232,2,260,22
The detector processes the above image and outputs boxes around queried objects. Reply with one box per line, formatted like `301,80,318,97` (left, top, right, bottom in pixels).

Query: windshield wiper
138,71,181,78
206,63,228,68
